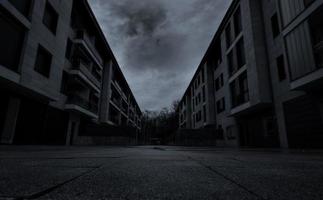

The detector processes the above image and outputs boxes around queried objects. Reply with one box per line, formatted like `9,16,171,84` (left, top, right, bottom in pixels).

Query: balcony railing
67,94,98,114
75,30,102,65
72,59,101,85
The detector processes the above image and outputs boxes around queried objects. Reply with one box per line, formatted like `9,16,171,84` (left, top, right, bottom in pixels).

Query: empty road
0,146,323,200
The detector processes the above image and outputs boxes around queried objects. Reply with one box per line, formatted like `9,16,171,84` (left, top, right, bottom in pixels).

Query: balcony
290,41,323,91
112,80,128,100
69,59,100,93
65,94,98,118
74,30,103,68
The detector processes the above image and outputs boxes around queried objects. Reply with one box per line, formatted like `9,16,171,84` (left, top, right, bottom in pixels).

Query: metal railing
67,94,98,114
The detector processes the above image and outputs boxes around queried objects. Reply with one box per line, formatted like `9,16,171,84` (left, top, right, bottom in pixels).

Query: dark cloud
89,0,232,110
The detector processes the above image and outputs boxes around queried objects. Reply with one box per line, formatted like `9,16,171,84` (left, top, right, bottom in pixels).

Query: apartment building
0,0,141,145
178,62,216,130
178,0,323,148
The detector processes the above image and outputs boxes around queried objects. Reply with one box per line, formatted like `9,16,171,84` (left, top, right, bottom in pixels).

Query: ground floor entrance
283,95,323,148
237,110,280,148
13,98,69,145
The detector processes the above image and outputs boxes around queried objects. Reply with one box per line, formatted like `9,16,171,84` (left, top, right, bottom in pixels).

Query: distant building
0,0,141,145
178,0,323,148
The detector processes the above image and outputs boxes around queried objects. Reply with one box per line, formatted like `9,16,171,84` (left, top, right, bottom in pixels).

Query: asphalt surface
0,146,323,200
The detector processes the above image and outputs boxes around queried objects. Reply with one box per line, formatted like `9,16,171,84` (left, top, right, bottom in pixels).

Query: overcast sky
88,0,232,111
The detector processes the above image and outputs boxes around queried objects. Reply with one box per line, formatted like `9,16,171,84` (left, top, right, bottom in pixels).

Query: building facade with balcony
0,0,141,145
178,0,323,148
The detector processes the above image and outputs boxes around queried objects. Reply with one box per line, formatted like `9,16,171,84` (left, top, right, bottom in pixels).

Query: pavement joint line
186,156,268,200
0,156,126,160
21,165,103,199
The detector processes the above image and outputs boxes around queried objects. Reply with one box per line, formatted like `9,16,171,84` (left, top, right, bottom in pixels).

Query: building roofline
83,0,142,115
178,0,238,105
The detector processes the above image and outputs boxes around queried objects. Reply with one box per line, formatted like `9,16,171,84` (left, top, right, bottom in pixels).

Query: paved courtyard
0,146,323,200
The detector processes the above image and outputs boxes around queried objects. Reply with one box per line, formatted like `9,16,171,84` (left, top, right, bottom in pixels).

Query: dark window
216,98,225,114
0,10,26,72
43,1,58,34
215,78,220,91
201,68,205,83
230,72,249,108
198,93,201,104
8,0,32,18
196,110,202,122
215,73,224,91
203,105,206,122
60,71,69,95
271,13,280,38
225,23,232,48
308,5,323,68
192,99,195,111
276,55,286,81
34,45,52,77
233,6,242,37
227,50,234,75
202,86,206,102
236,38,246,68
65,38,73,60
220,74,224,86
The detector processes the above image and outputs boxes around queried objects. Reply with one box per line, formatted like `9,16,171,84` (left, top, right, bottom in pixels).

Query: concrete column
275,102,289,149
99,60,113,123
1,97,21,144
65,113,80,145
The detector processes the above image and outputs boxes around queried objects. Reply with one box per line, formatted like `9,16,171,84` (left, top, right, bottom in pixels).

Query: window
65,38,73,60
192,99,195,111
43,1,58,34
276,55,286,81
236,38,246,68
196,110,202,122
227,50,234,75
233,6,242,37
0,10,26,72
201,68,205,83
215,74,224,91
216,98,225,114
215,78,220,91
34,45,52,77
220,74,224,86
202,86,206,102
271,13,280,38
230,72,249,108
60,71,69,95
308,5,323,68
8,0,32,18
225,22,232,48
198,93,201,104
203,105,206,123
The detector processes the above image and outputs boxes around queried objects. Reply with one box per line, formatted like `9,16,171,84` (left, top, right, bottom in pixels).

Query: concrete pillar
99,60,113,123
65,113,80,145
1,97,21,144
275,102,289,149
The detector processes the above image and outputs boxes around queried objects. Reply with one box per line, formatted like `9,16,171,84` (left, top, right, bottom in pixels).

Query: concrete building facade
0,0,141,145
178,0,323,148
